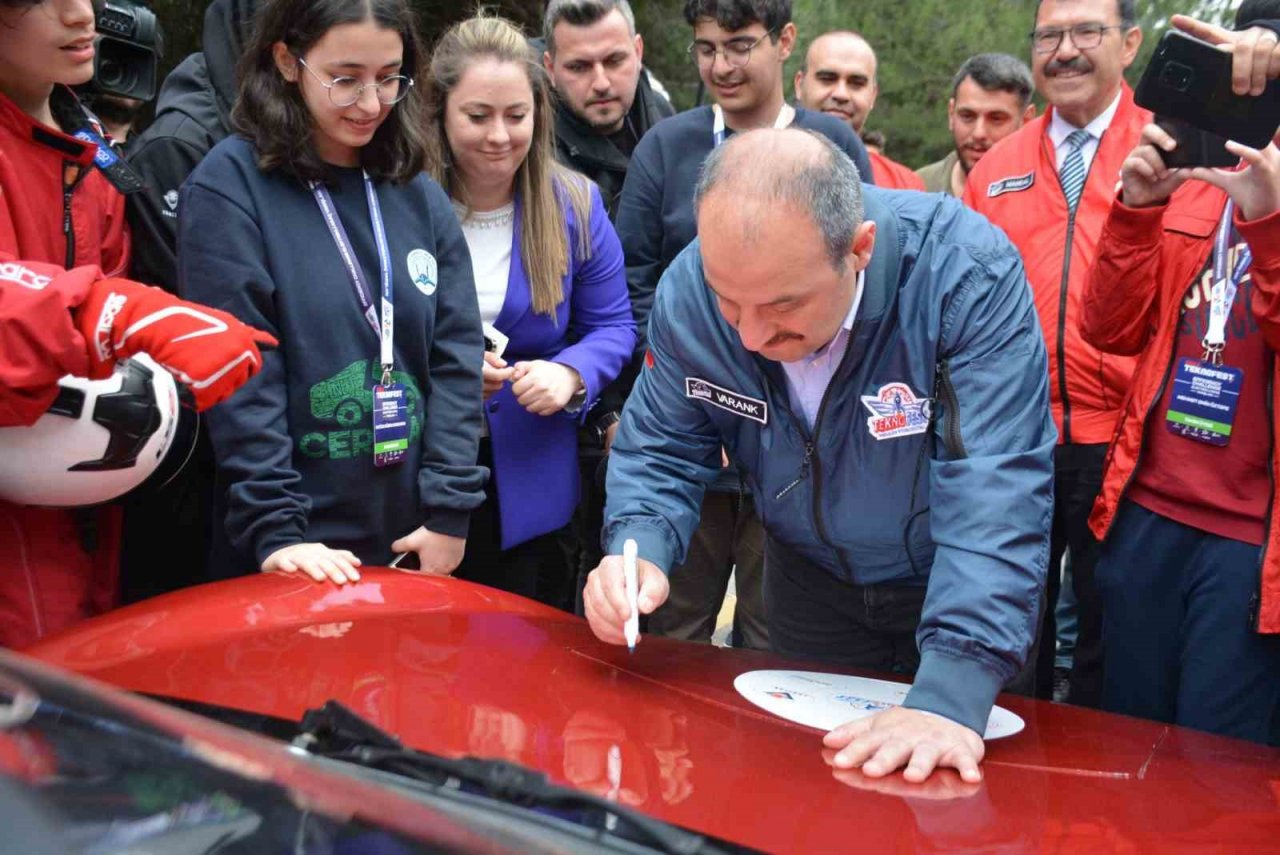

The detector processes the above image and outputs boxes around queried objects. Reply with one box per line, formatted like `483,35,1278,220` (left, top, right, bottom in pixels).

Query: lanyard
311,172,396,381
711,102,796,147
1202,199,1254,364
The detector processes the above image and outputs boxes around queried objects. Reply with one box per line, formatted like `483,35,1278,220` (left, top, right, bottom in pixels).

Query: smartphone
1135,29,1280,158
1154,116,1239,168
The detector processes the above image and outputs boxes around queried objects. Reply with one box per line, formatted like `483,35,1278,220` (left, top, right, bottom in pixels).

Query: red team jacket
0,90,131,648
1081,181,1280,634
964,86,1150,446
868,149,926,191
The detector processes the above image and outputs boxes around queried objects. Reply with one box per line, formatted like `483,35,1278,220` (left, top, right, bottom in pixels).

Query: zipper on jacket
935,359,968,459
61,162,87,268
774,441,813,500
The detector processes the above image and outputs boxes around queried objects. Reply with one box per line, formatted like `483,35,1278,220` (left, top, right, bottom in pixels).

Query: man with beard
543,0,674,221
793,31,923,190
964,0,1146,707
916,54,1035,198
614,0,872,652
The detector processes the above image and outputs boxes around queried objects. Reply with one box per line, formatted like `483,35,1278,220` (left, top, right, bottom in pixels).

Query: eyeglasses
686,29,777,69
1029,23,1125,54
297,57,414,107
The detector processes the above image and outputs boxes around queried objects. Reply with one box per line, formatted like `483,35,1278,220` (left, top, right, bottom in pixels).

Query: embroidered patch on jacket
685,377,768,425
860,382,931,440
986,171,1035,198
407,249,437,296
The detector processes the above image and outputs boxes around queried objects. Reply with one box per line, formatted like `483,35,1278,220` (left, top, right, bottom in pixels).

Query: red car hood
26,570,1280,852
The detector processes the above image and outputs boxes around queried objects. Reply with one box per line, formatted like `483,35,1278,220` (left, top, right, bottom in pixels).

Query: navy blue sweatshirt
179,136,485,572
616,105,872,492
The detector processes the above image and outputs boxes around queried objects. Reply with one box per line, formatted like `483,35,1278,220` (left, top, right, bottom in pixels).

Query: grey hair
951,53,1034,108
695,129,864,272
543,0,637,55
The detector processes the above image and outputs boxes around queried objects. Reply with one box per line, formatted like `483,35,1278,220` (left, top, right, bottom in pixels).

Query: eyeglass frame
296,56,415,107
686,28,779,69
1028,23,1127,55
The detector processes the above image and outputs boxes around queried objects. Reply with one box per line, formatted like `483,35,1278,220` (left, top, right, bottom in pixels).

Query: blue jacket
604,188,1055,734
484,182,635,549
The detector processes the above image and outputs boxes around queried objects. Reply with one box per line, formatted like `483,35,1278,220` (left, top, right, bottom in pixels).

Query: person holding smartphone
180,0,487,585
1079,4,1280,744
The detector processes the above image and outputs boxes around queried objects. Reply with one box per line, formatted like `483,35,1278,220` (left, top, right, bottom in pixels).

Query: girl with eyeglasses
424,13,634,602
179,0,487,585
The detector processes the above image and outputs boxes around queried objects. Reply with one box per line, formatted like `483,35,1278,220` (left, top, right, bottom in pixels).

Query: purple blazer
484,183,635,548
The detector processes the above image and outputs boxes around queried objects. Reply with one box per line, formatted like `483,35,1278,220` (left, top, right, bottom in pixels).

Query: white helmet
0,354,186,508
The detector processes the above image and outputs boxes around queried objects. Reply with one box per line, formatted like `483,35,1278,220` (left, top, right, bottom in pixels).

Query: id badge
372,383,409,467
1164,357,1243,447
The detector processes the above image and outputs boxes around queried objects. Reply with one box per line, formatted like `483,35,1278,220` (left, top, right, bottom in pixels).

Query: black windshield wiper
292,701,737,855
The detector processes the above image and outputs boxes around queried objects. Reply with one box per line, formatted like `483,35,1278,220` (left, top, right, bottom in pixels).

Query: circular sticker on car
734,670,1025,740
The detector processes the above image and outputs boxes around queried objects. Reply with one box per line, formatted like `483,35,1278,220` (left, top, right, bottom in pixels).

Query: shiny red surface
26,570,1280,852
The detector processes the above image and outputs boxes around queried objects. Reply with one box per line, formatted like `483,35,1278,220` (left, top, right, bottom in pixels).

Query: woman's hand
483,351,514,401
1189,133,1280,222
262,543,362,585
391,527,466,576
510,360,583,416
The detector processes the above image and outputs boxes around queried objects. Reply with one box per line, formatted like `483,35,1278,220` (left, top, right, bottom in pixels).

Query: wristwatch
591,410,622,449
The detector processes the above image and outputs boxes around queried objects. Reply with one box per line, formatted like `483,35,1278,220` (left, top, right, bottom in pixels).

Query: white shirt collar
1048,89,1122,149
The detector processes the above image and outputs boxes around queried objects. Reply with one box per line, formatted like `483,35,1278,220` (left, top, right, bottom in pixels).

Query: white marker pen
623,538,640,652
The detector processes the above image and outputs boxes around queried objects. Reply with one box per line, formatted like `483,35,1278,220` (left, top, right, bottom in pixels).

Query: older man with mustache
964,0,1147,709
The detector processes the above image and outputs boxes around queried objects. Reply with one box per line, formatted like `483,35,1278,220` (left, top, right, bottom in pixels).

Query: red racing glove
74,277,277,411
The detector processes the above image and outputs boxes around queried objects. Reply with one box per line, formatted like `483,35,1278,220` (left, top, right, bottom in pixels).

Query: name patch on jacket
860,383,931,440
985,171,1035,198
686,377,767,425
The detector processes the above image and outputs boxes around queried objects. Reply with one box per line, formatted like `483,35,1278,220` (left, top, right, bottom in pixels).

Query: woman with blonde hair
425,12,634,600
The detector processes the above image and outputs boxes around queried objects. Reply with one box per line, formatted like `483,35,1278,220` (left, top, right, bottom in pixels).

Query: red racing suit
868,149,926,191
964,86,1149,445
0,88,131,649
1081,182,1280,634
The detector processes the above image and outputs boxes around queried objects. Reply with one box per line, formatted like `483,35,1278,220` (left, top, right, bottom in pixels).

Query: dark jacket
552,71,675,221
125,0,256,291
606,187,1055,735
180,136,486,574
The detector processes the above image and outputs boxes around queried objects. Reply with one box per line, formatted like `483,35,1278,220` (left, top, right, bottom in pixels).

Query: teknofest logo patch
300,360,423,459
860,382,931,440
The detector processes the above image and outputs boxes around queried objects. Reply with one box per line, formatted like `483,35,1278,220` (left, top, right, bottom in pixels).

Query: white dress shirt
780,271,865,431
1048,89,1122,173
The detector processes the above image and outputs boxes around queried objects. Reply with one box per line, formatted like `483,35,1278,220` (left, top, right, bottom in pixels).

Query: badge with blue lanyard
1165,200,1253,447
312,172,408,467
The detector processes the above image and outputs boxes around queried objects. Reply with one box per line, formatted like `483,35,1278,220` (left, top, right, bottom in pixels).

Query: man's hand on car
583,553,669,644
824,706,985,784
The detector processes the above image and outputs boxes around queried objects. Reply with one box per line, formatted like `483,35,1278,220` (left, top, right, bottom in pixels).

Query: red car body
26,570,1280,852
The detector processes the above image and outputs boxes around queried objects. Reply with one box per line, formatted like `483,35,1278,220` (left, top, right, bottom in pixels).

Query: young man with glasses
613,0,871,653
964,0,1146,708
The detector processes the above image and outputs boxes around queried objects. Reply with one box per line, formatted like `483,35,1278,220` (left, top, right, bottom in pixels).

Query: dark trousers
1010,442,1106,704
455,441,562,602
648,490,768,650
764,536,927,674
1097,500,1280,744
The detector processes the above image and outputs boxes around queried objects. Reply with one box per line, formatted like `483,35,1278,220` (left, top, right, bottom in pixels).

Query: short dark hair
952,53,1034,108
543,0,636,55
682,0,791,38
1237,0,1280,29
1034,0,1136,30
233,0,430,185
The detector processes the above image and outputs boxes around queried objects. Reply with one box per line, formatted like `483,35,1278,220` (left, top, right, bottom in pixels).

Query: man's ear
1022,102,1037,123
634,33,644,64
273,42,298,82
850,220,877,271
777,21,797,62
542,49,555,76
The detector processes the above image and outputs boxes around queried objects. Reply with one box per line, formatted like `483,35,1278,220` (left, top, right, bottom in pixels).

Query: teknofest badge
372,383,409,466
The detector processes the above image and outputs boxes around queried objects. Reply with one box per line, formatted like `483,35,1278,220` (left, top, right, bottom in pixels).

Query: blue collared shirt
780,271,864,430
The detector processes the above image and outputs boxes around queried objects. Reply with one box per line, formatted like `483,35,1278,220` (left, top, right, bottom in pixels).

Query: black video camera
93,0,164,102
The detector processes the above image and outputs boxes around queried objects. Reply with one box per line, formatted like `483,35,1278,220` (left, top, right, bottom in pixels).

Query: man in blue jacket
585,128,1054,782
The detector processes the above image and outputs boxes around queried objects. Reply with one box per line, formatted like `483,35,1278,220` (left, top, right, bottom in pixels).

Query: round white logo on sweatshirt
407,249,437,296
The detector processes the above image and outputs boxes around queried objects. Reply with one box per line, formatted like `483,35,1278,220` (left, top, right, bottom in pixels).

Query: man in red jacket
964,0,1145,706
793,31,925,190
1081,5,1280,744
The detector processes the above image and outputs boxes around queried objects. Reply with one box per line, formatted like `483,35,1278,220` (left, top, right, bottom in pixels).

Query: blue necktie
1059,129,1091,210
